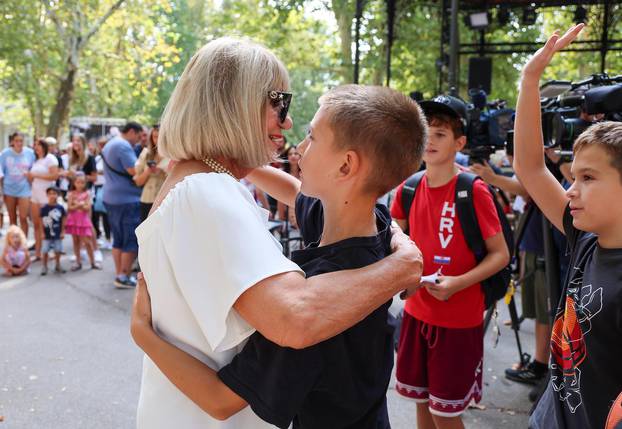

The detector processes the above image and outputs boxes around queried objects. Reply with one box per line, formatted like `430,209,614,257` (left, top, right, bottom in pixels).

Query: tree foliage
0,0,620,143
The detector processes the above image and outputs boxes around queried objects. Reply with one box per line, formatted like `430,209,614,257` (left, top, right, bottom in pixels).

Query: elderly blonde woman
130,38,423,429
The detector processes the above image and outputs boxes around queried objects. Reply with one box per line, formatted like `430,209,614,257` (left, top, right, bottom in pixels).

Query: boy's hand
131,272,154,348
424,275,463,302
522,24,584,82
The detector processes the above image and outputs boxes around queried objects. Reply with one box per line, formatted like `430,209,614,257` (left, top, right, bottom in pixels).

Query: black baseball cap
420,95,469,132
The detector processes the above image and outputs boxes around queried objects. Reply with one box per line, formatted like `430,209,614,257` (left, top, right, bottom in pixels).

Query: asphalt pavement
1,235,534,428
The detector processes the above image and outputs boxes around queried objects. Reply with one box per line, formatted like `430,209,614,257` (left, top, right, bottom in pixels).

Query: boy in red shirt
391,95,509,429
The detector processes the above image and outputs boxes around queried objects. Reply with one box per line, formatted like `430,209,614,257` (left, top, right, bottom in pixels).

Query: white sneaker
97,238,105,247
104,240,113,250
94,250,103,263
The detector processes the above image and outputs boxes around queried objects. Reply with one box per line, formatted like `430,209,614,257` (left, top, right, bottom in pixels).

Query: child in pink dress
66,172,101,270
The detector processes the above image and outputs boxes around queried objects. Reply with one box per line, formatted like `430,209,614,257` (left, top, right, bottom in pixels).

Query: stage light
497,6,511,26
574,6,587,23
466,11,490,29
522,6,537,26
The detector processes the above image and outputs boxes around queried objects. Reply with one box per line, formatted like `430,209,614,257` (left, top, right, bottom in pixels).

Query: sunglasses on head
268,91,292,124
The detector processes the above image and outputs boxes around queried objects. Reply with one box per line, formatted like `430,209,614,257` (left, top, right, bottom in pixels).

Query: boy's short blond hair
574,121,622,182
158,37,289,168
319,85,427,196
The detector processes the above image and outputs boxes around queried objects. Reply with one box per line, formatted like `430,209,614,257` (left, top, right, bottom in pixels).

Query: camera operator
470,160,552,386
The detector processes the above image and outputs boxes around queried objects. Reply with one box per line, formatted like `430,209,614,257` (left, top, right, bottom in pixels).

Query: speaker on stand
468,57,492,94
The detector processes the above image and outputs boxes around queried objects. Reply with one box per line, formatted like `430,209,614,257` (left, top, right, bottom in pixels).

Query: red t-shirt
391,174,502,328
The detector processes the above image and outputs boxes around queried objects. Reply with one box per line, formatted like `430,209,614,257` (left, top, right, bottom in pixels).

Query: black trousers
92,210,111,240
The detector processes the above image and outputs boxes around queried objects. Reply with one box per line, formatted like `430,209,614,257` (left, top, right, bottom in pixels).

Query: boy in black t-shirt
131,85,427,428
514,24,622,429
40,187,67,275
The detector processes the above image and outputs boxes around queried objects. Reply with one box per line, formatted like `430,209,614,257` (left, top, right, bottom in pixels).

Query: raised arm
234,226,423,349
513,24,584,232
245,166,300,207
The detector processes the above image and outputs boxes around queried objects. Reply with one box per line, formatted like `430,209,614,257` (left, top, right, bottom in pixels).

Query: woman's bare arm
234,227,423,349
245,166,300,208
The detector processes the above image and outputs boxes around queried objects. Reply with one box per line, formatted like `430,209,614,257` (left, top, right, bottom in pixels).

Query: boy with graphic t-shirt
390,95,509,427
513,25,622,429
40,187,66,275
130,85,427,428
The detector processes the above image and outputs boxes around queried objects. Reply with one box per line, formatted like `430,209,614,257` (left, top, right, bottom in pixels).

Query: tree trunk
46,58,78,141
332,0,354,83
372,37,387,86
43,0,125,140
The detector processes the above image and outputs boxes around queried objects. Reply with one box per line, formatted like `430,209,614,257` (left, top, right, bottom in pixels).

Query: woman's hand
522,24,584,83
424,275,464,302
131,272,154,349
389,225,424,299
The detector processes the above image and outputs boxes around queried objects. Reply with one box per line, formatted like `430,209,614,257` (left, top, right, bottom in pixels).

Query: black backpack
400,171,514,309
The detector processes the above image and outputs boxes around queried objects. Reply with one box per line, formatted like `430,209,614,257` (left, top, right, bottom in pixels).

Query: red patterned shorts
395,312,483,417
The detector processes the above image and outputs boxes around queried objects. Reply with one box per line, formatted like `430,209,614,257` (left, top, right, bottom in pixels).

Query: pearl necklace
203,157,236,180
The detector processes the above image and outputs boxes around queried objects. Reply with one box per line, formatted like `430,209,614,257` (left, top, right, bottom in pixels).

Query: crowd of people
0,122,306,284
0,123,156,283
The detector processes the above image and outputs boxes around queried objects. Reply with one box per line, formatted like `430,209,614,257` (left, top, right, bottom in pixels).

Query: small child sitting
40,186,67,275
1,225,30,277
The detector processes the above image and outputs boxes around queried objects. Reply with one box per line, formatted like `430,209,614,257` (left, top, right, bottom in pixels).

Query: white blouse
135,172,303,429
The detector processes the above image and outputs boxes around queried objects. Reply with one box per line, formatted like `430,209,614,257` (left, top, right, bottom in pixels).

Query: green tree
0,0,180,138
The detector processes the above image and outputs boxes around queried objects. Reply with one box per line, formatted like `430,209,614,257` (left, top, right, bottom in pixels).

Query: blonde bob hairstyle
158,37,290,168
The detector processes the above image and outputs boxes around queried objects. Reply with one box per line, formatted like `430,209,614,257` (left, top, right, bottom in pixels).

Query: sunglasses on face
268,91,292,124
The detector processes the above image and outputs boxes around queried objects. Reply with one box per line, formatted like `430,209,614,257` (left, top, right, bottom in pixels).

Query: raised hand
522,24,584,82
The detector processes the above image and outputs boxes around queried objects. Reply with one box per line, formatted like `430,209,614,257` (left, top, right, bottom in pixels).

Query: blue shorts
42,239,63,254
104,202,140,253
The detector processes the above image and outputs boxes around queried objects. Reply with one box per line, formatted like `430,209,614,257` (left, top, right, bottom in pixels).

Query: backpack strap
100,152,134,181
455,172,486,261
401,170,425,220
